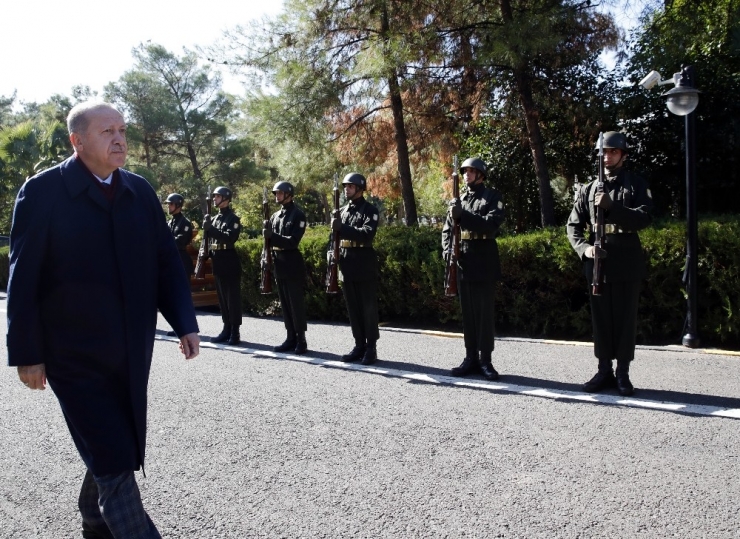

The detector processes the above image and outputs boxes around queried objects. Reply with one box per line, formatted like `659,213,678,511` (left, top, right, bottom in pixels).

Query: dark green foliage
0,246,8,289
5,218,737,349
232,217,740,350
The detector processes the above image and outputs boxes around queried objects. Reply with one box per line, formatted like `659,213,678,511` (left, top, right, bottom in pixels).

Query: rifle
194,186,212,279
444,155,460,297
260,187,274,294
592,133,606,296
325,173,341,294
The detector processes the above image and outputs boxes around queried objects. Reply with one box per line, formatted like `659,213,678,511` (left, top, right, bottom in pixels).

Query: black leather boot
341,342,365,362
274,333,297,352
294,333,308,355
228,326,241,345
211,324,231,343
583,358,616,393
360,340,377,365
616,360,634,396
450,350,478,377
479,352,499,381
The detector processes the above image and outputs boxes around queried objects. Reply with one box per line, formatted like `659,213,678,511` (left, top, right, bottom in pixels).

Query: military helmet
459,157,487,178
342,172,367,190
165,193,184,208
212,186,232,201
272,181,294,196
598,131,629,153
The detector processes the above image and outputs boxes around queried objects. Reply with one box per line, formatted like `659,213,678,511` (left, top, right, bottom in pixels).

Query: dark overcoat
6,156,199,475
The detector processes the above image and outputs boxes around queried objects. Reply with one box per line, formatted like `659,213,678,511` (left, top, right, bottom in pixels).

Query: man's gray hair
67,102,122,135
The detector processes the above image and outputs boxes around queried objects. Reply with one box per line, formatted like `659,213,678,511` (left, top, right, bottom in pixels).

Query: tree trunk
514,67,556,227
382,5,417,226
500,0,556,228
387,73,418,226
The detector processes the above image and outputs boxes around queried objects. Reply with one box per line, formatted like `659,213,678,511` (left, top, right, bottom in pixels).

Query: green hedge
2,216,738,349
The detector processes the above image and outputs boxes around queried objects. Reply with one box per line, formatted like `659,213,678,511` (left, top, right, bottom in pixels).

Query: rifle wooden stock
194,190,211,279
444,156,460,297
260,189,274,294
592,134,606,296
325,176,341,294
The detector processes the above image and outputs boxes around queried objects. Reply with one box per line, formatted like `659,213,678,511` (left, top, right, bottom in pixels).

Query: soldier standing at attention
330,173,381,365
566,131,653,396
202,186,243,345
442,158,505,381
263,181,309,354
165,193,194,277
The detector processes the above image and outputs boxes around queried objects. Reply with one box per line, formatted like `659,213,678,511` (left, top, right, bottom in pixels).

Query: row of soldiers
165,130,652,397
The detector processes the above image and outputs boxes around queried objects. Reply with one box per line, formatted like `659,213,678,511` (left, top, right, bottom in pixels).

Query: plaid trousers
78,469,161,539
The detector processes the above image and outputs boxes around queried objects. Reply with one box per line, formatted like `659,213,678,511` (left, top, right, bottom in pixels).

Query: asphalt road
1,295,739,538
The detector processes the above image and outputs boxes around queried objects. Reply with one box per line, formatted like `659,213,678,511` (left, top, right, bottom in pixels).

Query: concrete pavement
2,299,739,537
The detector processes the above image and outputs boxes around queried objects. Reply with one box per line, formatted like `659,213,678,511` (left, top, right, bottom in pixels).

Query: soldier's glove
202,216,213,231
262,220,272,239
331,218,342,231
585,246,608,259
449,199,463,220
332,209,341,219
595,192,613,209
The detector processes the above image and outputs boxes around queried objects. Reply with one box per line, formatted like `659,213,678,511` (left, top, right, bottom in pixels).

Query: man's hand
262,220,272,239
585,246,608,259
331,218,342,231
449,199,463,220
332,209,340,219
595,192,613,209
18,364,46,390
179,333,200,360
202,216,213,231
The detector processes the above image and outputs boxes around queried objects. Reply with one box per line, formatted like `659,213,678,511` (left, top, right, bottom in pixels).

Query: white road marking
178,337,740,421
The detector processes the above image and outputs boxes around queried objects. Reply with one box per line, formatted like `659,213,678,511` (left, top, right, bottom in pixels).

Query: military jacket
566,168,653,283
442,182,505,282
208,206,241,252
335,196,379,282
168,212,193,251
269,201,307,280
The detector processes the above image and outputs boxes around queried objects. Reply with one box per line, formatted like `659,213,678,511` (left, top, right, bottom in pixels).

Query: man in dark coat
566,131,653,396
442,157,505,381
165,193,194,277
6,102,200,538
202,186,242,345
330,172,381,365
263,181,309,354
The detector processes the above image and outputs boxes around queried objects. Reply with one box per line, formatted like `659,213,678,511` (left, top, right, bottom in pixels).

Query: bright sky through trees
1,0,282,106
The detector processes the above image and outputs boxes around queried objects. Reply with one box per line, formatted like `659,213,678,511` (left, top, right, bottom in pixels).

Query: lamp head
661,66,701,116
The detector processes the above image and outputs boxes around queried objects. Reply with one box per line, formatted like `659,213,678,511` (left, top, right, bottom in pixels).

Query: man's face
603,148,625,169
462,167,481,186
213,194,227,208
344,184,361,200
167,202,180,215
274,190,290,204
72,107,127,177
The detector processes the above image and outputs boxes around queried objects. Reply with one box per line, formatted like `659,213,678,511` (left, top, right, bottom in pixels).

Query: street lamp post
639,65,701,348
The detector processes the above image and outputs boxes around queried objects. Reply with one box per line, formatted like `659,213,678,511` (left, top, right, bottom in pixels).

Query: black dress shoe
480,363,499,381
450,356,477,377
211,325,230,343
274,339,297,352
616,372,634,396
341,345,365,362
228,328,241,345
166,330,177,337
294,340,308,355
360,346,377,365
583,370,617,393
